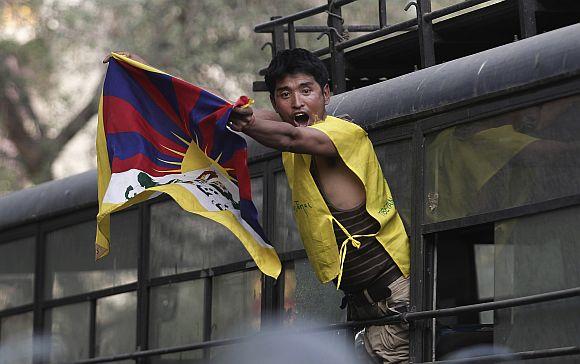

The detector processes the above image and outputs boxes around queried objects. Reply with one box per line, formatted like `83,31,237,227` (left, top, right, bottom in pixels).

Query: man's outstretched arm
229,107,337,157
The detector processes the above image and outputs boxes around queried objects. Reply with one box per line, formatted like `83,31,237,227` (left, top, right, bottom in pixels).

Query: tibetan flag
96,53,280,278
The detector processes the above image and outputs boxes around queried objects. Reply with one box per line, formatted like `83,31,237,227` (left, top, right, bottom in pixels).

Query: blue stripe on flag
104,61,189,147
107,132,183,168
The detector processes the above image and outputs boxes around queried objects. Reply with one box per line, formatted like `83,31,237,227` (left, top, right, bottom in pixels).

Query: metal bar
312,46,331,57
271,16,286,55
428,346,580,364
345,25,381,32
262,275,278,325
69,286,580,363
0,304,34,318
257,24,382,33
517,0,538,38
259,18,417,60
148,259,259,287
424,0,492,21
255,4,329,32
70,343,580,364
39,283,137,309
405,286,580,322
334,18,417,52
262,165,279,328
32,224,45,364
254,0,359,32
327,0,347,94
89,299,96,358
430,236,438,361
70,336,254,364
379,0,387,28
421,194,580,235
202,277,212,361
135,204,150,360
288,22,296,49
409,123,427,362
417,0,436,68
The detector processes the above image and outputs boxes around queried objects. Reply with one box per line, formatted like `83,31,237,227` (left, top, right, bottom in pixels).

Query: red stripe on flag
221,148,251,200
118,62,188,136
104,96,188,159
171,77,202,137
197,106,230,155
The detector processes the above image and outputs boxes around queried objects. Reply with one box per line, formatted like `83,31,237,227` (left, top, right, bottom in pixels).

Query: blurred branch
17,81,45,137
0,84,38,166
54,85,100,147
1,54,45,137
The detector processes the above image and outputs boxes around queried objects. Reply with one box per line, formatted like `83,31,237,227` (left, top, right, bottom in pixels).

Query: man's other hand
102,51,146,64
228,106,256,132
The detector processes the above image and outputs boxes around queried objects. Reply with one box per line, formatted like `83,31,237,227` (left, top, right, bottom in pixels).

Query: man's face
271,73,330,127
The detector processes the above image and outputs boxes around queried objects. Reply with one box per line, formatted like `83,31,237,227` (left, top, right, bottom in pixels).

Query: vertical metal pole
288,22,297,49
32,225,45,364
262,276,278,328
431,235,438,361
417,0,436,68
518,0,538,38
409,124,428,363
327,0,347,94
379,0,387,28
89,299,97,358
271,16,286,55
202,277,212,360
136,204,150,364
262,162,280,327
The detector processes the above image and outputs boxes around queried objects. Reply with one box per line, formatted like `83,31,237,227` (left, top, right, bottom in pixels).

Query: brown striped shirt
310,162,400,293
328,202,399,292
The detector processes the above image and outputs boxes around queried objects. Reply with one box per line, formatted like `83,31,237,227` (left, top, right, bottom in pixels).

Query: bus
1,0,579,362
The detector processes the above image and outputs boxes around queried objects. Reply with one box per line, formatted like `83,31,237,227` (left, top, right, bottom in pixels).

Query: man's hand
228,106,256,132
102,51,146,64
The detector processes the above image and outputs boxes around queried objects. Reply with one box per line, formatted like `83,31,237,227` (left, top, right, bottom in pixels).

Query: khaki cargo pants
349,275,410,364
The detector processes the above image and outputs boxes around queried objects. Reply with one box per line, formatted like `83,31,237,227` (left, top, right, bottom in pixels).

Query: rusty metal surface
327,23,580,127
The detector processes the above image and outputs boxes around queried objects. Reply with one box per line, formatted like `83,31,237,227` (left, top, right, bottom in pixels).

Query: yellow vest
282,116,410,286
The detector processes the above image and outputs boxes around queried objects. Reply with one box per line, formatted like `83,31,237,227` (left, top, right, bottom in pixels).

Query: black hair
264,48,329,97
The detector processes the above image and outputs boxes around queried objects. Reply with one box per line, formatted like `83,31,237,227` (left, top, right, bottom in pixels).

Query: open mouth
293,112,310,125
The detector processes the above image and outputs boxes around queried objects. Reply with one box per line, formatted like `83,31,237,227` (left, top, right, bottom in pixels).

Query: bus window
433,224,494,359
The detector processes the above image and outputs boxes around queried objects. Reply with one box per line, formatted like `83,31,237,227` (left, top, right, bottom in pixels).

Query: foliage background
0,0,461,194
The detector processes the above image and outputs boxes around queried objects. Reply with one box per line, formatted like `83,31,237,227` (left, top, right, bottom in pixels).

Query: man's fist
228,106,256,132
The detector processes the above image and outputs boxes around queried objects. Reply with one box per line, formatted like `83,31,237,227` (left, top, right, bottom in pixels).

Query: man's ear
323,83,331,105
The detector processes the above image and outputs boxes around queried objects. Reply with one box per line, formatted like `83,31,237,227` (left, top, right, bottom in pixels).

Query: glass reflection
95,292,137,360
494,206,580,362
283,259,345,327
44,211,138,299
211,270,262,340
149,280,205,362
250,177,264,221
0,237,34,310
0,312,33,364
150,201,251,277
376,141,412,229
274,172,303,253
46,302,90,363
426,95,580,222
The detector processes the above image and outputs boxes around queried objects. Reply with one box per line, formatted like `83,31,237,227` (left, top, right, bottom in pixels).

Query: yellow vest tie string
331,216,377,290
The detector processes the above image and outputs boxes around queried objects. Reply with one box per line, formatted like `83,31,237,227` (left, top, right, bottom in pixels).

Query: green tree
0,0,316,194
0,0,455,194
